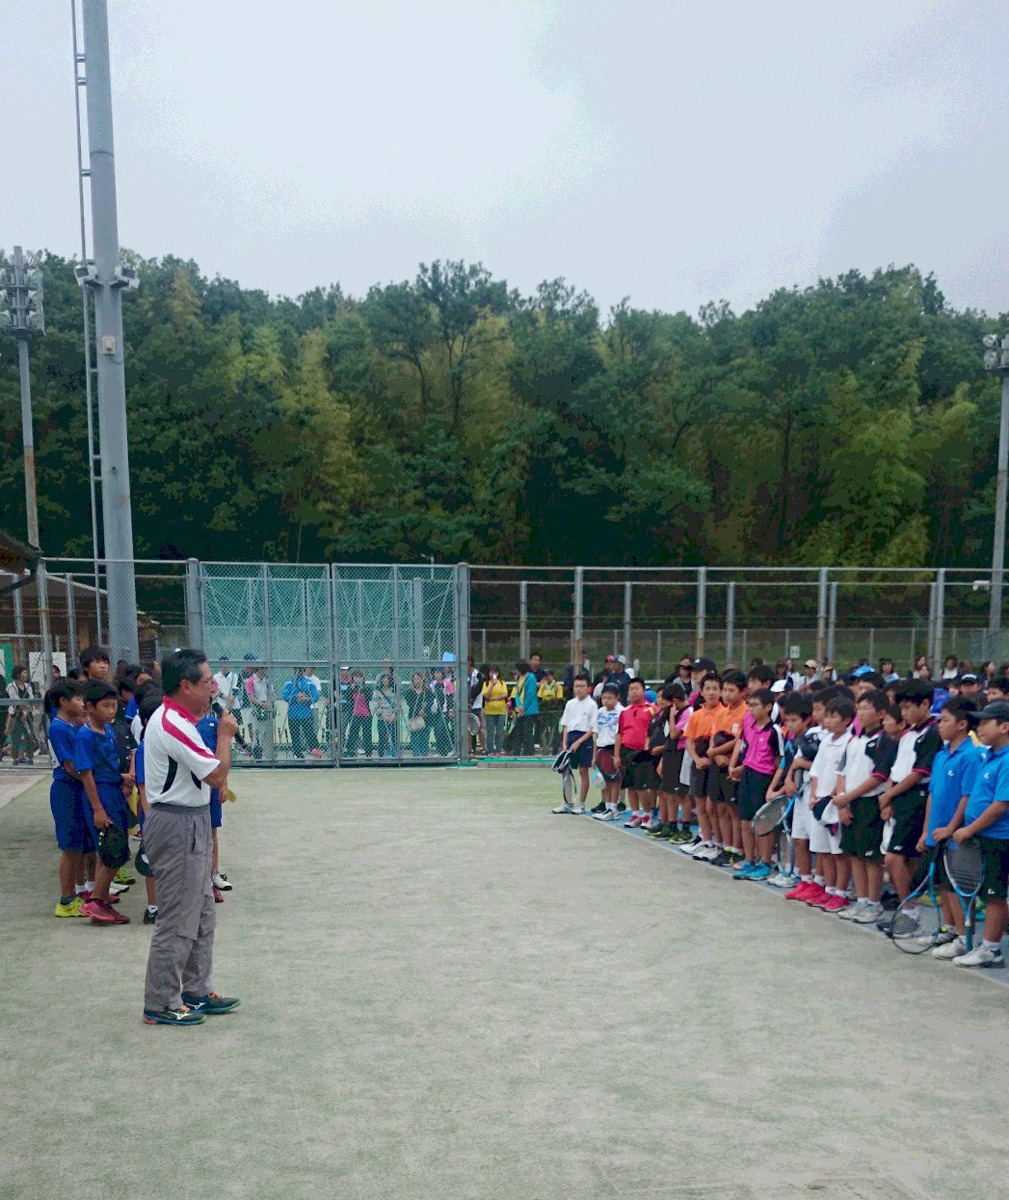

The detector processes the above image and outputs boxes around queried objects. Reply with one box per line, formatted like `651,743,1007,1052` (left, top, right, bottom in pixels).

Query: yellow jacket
482,678,508,715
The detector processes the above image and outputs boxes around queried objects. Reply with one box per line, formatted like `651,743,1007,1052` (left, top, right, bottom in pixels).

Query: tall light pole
77,0,140,662
983,333,1009,644
0,245,45,549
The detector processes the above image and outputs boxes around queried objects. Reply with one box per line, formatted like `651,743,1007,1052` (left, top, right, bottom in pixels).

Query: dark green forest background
1,252,1003,567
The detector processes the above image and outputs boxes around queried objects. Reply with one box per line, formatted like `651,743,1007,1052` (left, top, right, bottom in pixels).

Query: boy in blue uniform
952,700,1009,969
76,681,132,926
196,708,231,901
45,680,87,917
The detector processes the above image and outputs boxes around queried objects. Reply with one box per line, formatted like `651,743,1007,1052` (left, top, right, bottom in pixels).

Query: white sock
75,882,88,894
814,875,825,887
857,896,869,905
801,874,813,883
983,939,1001,952
146,904,158,914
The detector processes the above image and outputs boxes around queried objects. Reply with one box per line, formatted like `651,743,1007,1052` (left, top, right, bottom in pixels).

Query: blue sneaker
732,861,756,880
181,991,241,1015
748,863,772,881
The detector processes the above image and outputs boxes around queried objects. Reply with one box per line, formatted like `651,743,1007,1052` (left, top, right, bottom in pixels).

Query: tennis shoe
695,843,721,862
81,899,115,923
785,881,813,901
709,850,733,867
953,945,1005,969
768,872,796,890
822,894,849,912
143,907,158,924
142,1005,205,1026
212,872,233,891
837,899,865,921
732,861,756,879
114,866,135,885
804,885,831,907
932,928,956,946
213,886,224,903
849,901,883,924
625,814,647,828
552,803,575,814
571,804,588,815
181,991,241,1015
591,800,607,814
933,937,968,959
678,835,702,854
55,897,85,918
109,880,130,895
748,863,773,881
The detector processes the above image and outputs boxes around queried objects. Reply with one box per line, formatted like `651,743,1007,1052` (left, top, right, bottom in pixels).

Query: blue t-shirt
73,722,122,784
48,716,79,783
927,739,982,846
135,741,145,786
125,697,138,721
196,713,219,753
964,744,1009,839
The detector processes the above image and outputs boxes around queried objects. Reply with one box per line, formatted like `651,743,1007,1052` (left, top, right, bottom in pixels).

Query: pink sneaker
805,886,831,908
626,814,645,828
82,899,116,924
785,881,813,901
822,894,849,912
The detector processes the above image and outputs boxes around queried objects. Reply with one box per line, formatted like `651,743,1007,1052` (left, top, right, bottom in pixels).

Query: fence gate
198,562,469,767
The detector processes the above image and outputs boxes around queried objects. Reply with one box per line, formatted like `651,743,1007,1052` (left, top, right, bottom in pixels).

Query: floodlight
983,334,1000,349
1002,350,1009,370
112,265,139,290
74,263,98,286
985,351,1000,370
25,268,43,289
0,311,11,329
27,311,44,333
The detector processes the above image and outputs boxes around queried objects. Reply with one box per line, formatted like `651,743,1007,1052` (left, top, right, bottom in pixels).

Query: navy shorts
210,788,223,830
82,781,130,851
50,779,89,852
738,767,774,822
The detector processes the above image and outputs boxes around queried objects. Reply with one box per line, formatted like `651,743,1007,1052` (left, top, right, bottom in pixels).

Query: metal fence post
655,629,661,679
726,581,735,664
935,568,946,672
784,628,790,658
741,627,748,666
696,566,707,656
455,563,471,763
868,627,874,665
826,581,837,665
816,568,828,663
185,558,202,649
13,576,23,645
37,560,53,686
623,581,632,663
573,567,584,668
519,580,528,661
65,573,77,665
927,580,937,669
909,626,916,673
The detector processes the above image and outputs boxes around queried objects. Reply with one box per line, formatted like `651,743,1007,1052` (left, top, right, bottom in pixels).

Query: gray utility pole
0,245,45,548
79,0,140,662
983,335,1009,642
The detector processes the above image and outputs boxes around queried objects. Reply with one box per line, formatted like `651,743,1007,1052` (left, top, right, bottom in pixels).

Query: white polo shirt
144,698,219,807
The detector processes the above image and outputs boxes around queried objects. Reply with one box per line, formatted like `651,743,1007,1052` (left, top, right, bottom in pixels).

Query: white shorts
790,790,814,841
808,797,842,855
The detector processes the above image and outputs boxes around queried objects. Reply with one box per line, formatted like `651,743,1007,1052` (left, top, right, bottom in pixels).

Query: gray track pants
143,804,216,1012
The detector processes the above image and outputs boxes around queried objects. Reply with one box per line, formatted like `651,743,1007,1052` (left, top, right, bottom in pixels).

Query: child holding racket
766,691,813,889
832,689,896,924
554,672,597,814
950,699,1009,969
591,683,624,820
707,670,748,866
921,697,983,959
728,687,784,880
683,673,724,860
803,696,855,910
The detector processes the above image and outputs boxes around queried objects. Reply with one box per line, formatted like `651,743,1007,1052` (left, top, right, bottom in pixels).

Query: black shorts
887,792,926,858
565,731,593,769
660,748,684,794
979,837,1009,901
622,749,656,792
688,761,709,798
738,767,773,823
921,842,952,890
707,764,736,806
840,794,884,861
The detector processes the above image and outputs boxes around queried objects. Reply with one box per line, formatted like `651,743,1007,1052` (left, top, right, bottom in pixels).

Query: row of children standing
45,647,234,925
550,655,1009,970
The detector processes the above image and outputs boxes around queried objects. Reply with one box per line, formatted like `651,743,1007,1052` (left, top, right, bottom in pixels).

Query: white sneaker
108,880,130,895
850,901,883,925
571,805,588,815
212,872,233,891
678,835,702,855
836,900,866,921
694,843,720,862
767,872,795,890
552,803,575,814
954,944,1005,969
933,937,968,960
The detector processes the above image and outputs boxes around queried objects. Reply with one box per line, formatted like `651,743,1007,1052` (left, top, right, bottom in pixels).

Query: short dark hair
942,696,979,727
44,679,80,715
628,676,647,689
781,692,813,719
12,663,27,680
573,671,591,684
825,697,856,722
79,645,110,670
748,687,774,708
662,682,687,702
82,680,116,705
722,669,746,689
515,660,529,674
807,679,828,695
896,680,934,705
529,651,542,660
885,703,904,723
747,665,774,685
857,688,890,712
138,689,165,734
815,687,839,705
989,676,1009,694
162,648,209,695
858,670,885,688
880,658,894,669
834,685,855,701
700,672,722,688
601,682,620,696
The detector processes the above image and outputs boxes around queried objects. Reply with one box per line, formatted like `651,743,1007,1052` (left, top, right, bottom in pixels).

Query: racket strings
944,842,983,897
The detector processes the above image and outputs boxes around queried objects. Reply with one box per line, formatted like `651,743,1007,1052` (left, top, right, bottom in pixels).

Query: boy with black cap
951,699,1009,968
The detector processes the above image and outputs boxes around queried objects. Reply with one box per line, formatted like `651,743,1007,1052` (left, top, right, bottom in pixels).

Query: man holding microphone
141,649,241,1026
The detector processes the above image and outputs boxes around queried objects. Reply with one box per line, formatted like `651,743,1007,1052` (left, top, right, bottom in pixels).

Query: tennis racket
944,838,983,952
561,761,574,808
776,795,795,877
752,794,788,837
467,712,481,735
887,857,942,953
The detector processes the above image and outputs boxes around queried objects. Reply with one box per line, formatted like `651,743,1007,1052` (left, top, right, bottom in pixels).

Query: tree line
0,252,1004,568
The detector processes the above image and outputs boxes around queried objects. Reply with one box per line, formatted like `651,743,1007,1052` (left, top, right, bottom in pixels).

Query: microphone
211,699,250,749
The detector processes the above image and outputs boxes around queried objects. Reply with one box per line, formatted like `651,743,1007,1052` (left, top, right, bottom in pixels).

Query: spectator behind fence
482,667,507,756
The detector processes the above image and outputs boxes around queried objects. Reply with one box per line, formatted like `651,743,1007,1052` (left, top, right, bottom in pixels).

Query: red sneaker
785,881,813,901
822,894,849,912
105,904,130,924
213,886,224,904
82,899,116,923
805,886,831,908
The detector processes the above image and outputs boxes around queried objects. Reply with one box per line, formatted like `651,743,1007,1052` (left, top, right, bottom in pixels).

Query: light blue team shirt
963,744,1009,839
926,738,982,846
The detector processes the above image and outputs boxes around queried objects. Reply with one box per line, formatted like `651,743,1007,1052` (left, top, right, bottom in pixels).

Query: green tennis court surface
1,768,1005,1200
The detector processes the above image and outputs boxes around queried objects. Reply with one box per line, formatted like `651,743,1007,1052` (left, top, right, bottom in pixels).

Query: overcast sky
7,0,1009,317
